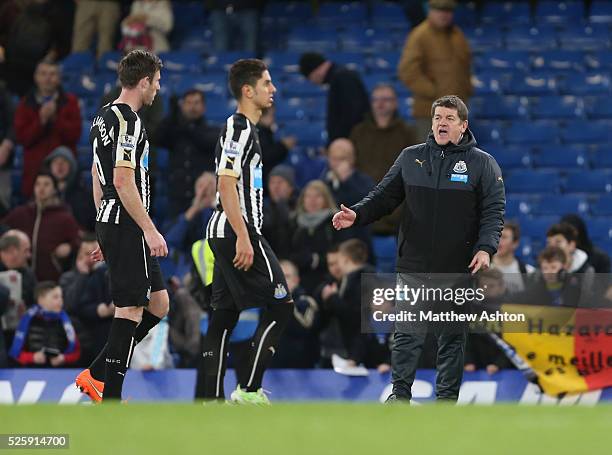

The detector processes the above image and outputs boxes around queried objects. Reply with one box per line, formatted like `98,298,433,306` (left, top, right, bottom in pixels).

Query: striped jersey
206,113,263,239
89,103,151,225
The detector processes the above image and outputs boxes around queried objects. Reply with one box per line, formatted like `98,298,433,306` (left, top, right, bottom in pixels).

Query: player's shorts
96,221,166,308
208,234,293,311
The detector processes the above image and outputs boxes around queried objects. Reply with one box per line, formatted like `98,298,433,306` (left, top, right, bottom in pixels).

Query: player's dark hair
431,95,469,121
504,220,521,242
183,88,205,102
35,281,59,301
546,223,578,243
538,246,567,265
229,59,268,100
118,50,163,89
0,234,20,252
339,239,369,265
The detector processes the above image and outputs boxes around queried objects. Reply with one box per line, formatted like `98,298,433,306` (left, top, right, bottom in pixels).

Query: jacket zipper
429,149,445,272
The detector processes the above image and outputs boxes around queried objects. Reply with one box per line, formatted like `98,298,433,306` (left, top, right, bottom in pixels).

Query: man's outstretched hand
332,204,356,230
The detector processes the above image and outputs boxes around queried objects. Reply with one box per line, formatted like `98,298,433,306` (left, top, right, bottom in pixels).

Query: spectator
209,0,260,52
299,52,370,142
323,138,374,208
0,81,15,215
44,146,96,232
165,171,216,257
561,214,611,274
398,0,472,140
9,281,80,367
168,288,202,368
262,164,298,260
71,0,121,58
3,172,81,281
0,0,69,96
154,90,219,218
272,260,320,368
0,230,36,341
492,220,535,293
59,233,112,364
464,268,511,375
14,60,81,198
546,223,594,274
290,180,345,294
350,83,417,235
258,106,296,188
119,0,173,53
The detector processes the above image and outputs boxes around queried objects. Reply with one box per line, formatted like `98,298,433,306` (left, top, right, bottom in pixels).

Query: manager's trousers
392,324,467,401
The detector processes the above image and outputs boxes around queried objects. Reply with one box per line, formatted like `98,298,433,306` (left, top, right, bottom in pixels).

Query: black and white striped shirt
206,113,263,238
90,103,151,225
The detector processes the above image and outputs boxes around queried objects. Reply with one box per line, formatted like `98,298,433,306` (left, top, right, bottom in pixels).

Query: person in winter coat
2,172,81,281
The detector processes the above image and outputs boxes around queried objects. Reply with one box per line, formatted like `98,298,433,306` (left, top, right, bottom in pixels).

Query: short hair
228,59,268,100
538,246,567,265
339,239,369,264
118,50,163,89
297,180,337,214
372,83,397,97
35,171,59,192
504,220,521,242
546,223,578,243
431,95,469,121
0,234,21,252
182,88,205,102
35,281,59,301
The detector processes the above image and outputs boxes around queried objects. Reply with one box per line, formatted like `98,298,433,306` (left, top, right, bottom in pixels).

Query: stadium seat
158,52,202,72
558,24,610,51
504,170,561,194
326,52,366,72
530,95,583,120
504,74,557,96
61,52,95,75
463,27,504,52
558,73,611,96
371,2,409,27
532,145,588,169
489,146,531,169
265,51,301,74
285,149,327,187
172,73,228,97
471,73,505,96
535,1,585,24
372,235,397,273
98,51,122,73
172,1,206,28
453,3,479,27
564,170,612,193
156,148,169,171
262,2,312,24
520,215,559,241
274,98,307,122
174,28,214,52
560,120,610,144
470,96,528,120
530,194,589,216
584,98,612,119
205,94,236,123
281,123,327,148
366,51,400,75
591,145,612,168
591,194,612,216
476,51,531,72
504,121,559,145
482,1,531,25
598,239,612,257
469,120,503,145
282,75,327,98
205,52,255,73
588,218,612,241
339,29,394,52
585,51,612,70
287,26,339,53
505,25,558,51
532,50,585,71
505,194,533,218
590,1,612,23
317,2,367,24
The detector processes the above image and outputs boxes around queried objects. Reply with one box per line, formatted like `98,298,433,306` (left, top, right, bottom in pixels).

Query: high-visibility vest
191,239,215,286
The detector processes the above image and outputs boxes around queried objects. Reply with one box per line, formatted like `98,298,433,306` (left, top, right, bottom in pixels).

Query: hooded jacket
352,130,505,273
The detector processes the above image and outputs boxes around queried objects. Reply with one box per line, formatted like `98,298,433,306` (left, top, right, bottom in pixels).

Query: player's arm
218,174,253,271
91,163,102,212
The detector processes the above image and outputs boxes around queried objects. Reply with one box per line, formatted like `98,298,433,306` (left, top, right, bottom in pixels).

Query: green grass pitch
2,403,611,455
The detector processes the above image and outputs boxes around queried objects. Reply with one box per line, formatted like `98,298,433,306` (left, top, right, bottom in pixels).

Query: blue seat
281,123,327,148
505,25,558,51
176,28,214,53
371,2,409,26
559,73,611,96
504,73,557,96
532,145,588,169
482,2,531,25
372,235,397,273
598,239,612,257
532,50,585,71
158,52,202,72
172,1,205,28
282,75,327,98
469,121,503,145
558,24,610,50
318,2,367,23
585,97,612,119
172,73,228,96
98,51,122,73
340,29,394,52
287,27,339,53
205,94,235,123
560,120,610,144
79,121,91,146
285,150,326,187
530,95,583,119
274,98,307,122
326,52,366,72
490,146,531,169
265,51,301,74
504,121,559,145
531,194,589,216
590,1,612,23
505,170,561,194
585,51,612,70
564,170,612,193
205,52,255,73
591,144,612,167
366,51,400,75
301,97,327,120
536,1,585,23
156,148,169,171
453,4,479,26
505,194,533,218
471,73,505,96
477,50,531,72
61,52,95,74
262,2,312,23
520,216,559,240
464,27,504,51
588,218,612,241
591,194,612,216
470,95,527,120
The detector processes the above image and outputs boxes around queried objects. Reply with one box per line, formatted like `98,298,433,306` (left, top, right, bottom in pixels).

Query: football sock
103,317,137,401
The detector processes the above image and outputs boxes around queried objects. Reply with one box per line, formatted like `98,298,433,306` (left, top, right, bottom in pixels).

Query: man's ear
462,120,468,133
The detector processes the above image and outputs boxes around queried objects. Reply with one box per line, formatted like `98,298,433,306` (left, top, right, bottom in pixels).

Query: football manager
332,95,505,402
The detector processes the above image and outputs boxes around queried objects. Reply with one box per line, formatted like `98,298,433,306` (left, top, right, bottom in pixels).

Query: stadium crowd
0,0,611,374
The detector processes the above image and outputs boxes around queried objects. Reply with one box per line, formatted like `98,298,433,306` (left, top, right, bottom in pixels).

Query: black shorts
208,234,292,311
96,221,165,308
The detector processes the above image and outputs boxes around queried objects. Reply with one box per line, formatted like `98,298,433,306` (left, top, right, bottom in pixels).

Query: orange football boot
75,369,104,403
